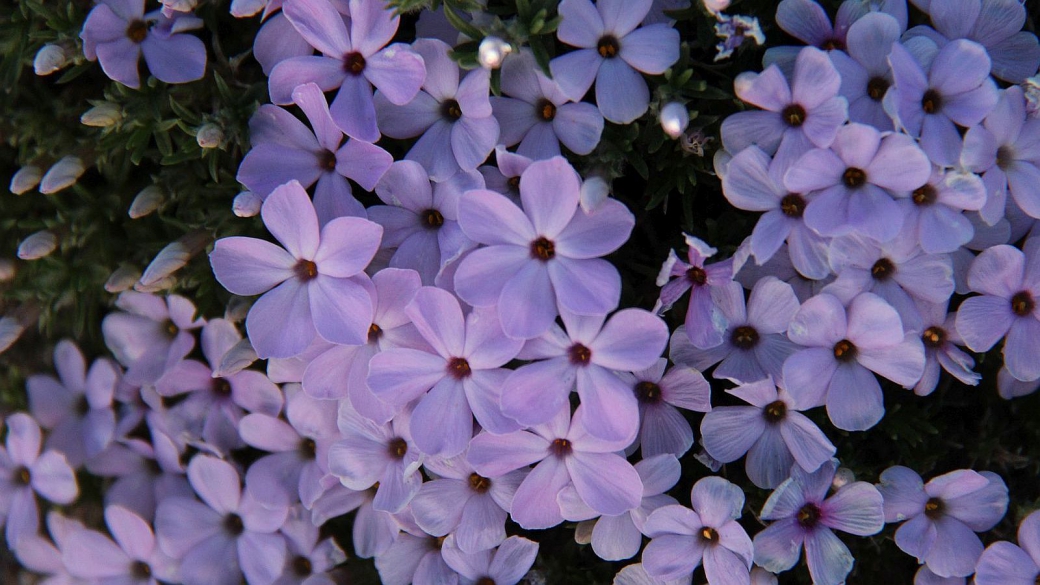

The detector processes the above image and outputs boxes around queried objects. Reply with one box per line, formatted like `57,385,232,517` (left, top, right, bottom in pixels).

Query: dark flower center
343,51,366,75
468,472,492,493
550,438,572,458
687,266,707,286
421,208,445,229
912,184,937,206
797,503,821,528
780,193,806,218
530,237,555,261
447,357,472,379
368,323,383,343
130,561,152,580
996,145,1015,170
387,437,408,459
921,89,942,114
820,38,844,51
476,578,497,585
292,556,313,576
294,259,319,282
867,76,889,101
634,381,662,404
441,99,463,121
1011,291,1035,316
782,104,807,128
164,319,179,338
833,339,857,362
299,438,317,460
126,20,149,44
700,527,719,543
319,149,337,171
12,466,31,486
763,400,787,423
224,513,244,536
213,379,232,398
535,98,557,121
75,395,90,416
922,326,946,349
731,325,760,349
507,176,521,190
842,167,867,188
870,258,895,281
924,497,945,519
597,35,620,58
568,343,592,366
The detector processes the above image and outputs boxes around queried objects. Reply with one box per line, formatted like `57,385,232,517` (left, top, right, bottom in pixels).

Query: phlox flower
700,378,836,489
753,460,885,585
974,509,1040,584
209,180,383,358
550,0,680,124
13,511,88,585
828,12,901,130
876,466,1008,577
101,292,204,386
901,166,987,254
766,0,907,68
656,235,735,349
913,300,980,396
612,563,692,585
273,505,347,585
440,535,539,585
62,505,178,584
373,514,457,585
996,365,1040,399
308,484,398,559
616,359,711,458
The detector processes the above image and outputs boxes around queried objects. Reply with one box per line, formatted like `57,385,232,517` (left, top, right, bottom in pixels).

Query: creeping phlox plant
4,0,1040,583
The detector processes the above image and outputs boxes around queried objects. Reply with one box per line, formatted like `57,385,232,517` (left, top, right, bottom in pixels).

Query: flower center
530,237,555,261
924,497,945,519
797,503,821,528
468,472,492,493
996,145,1015,170
921,89,942,114
223,513,244,536
870,258,895,281
568,343,592,366
447,357,472,379
1011,291,1035,317
763,400,787,423
319,149,337,171
535,98,557,121
731,325,760,349
833,339,857,362
212,379,232,398
686,266,707,286
75,395,90,416
294,259,319,282
780,193,806,218
292,556,313,576
441,99,463,121
634,381,662,404
867,76,889,101
126,20,149,44
700,527,719,542
842,167,867,188
12,466,31,486
368,323,383,343
421,208,445,229
131,561,152,580
550,438,572,458
782,104,807,127
299,438,317,460
387,437,408,459
597,35,620,58
343,51,366,75
164,319,179,338
820,37,844,51
476,578,497,585
912,184,937,206
922,326,945,349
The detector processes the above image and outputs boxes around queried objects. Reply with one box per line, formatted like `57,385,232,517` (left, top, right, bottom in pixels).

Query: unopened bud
105,266,141,293
832,467,855,490
10,166,42,195
703,0,730,14
225,295,253,322
214,338,258,377
579,175,609,213
0,259,14,282
39,156,85,194
0,316,26,355
660,102,690,139
233,191,263,217
129,186,164,218
138,230,210,288
133,275,176,293
196,123,224,149
81,103,123,127
17,230,58,260
478,36,512,69
34,44,68,76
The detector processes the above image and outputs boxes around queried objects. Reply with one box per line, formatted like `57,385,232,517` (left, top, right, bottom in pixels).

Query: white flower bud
0,316,26,355
39,156,85,194
832,467,856,490
129,186,164,218
225,296,253,322
0,259,15,282
703,0,730,14
478,36,512,69
9,166,42,195
196,123,225,149
230,0,266,17
579,175,609,213
105,266,141,293
34,44,68,76
660,102,690,139
17,230,58,260
233,191,263,217
133,275,176,293
138,230,209,288
81,103,123,127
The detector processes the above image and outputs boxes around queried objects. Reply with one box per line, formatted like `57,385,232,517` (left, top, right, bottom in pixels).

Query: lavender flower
974,509,1040,584
655,235,735,349
101,292,204,385
440,535,539,585
373,517,457,585
617,359,711,458
62,505,178,584
828,12,901,130
274,505,347,585
902,166,987,254
913,300,980,396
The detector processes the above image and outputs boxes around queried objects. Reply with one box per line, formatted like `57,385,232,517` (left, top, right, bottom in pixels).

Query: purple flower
549,0,680,124
828,12,901,130
885,39,999,166
210,180,382,358
270,0,425,142
12,511,86,585
491,50,604,159
613,563,694,585
617,359,711,458
237,83,393,220
997,364,1040,399
440,535,539,585
700,378,836,489
375,38,499,181
913,300,980,396
81,0,206,88
453,157,634,340
955,242,1040,382
367,286,522,456
753,460,885,585
655,235,735,349
876,466,1008,577
62,505,178,584
101,292,204,385
642,476,753,584
670,277,801,385
274,505,347,585
252,11,315,75
373,518,458,585
902,166,987,254
783,292,926,431
768,0,907,62
974,509,1040,584
785,122,931,242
